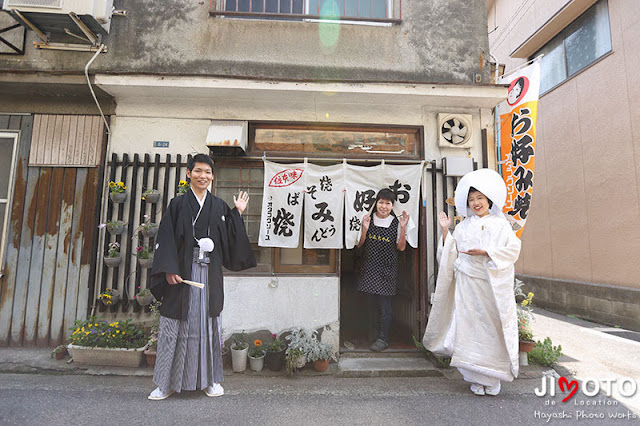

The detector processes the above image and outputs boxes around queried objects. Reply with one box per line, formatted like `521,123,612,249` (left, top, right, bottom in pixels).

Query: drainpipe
84,44,110,134
85,44,113,318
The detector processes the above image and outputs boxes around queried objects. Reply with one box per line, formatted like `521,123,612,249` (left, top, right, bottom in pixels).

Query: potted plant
285,328,316,375
101,220,127,235
264,333,286,371
135,287,155,306
98,288,121,306
515,278,535,365
108,181,128,203
176,179,189,196
144,301,161,367
230,332,249,372
221,345,231,369
248,339,266,372
136,245,154,268
141,188,161,204
103,242,122,268
307,340,334,373
51,344,68,360
137,214,159,238
67,317,148,367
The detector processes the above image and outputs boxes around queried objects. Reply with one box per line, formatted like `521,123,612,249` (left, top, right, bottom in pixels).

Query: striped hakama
153,249,224,393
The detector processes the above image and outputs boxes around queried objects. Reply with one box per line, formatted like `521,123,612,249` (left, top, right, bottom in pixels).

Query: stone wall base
517,274,640,332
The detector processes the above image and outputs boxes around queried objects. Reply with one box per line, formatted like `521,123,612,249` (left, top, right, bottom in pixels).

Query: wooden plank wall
0,114,105,347
29,115,103,167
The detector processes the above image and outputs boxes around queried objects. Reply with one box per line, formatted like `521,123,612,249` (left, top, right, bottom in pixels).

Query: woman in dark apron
356,189,409,352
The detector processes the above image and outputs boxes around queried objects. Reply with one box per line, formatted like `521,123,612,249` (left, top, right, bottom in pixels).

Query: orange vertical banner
497,62,541,238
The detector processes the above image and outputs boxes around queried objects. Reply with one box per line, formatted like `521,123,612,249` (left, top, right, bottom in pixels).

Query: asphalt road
1,373,636,425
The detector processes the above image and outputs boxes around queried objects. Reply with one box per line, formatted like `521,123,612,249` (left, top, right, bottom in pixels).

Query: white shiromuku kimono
423,169,522,387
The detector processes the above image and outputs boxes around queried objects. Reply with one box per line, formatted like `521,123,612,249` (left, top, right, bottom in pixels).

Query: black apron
357,217,399,296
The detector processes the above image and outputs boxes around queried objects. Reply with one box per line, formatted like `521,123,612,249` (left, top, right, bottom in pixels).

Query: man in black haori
148,153,256,400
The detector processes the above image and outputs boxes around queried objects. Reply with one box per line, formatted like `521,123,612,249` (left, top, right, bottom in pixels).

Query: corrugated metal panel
0,114,106,347
28,114,104,167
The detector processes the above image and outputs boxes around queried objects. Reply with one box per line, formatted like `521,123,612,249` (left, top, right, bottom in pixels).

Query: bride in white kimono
423,169,521,396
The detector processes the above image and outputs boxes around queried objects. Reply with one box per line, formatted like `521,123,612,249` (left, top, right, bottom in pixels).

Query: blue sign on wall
154,141,170,148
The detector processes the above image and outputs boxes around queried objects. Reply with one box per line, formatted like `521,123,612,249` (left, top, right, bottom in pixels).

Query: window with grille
218,0,398,21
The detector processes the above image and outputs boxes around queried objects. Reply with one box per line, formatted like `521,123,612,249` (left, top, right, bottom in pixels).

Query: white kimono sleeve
485,222,521,271
423,231,458,356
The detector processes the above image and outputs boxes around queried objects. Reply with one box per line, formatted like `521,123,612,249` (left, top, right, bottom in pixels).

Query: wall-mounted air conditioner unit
3,0,114,32
438,113,473,149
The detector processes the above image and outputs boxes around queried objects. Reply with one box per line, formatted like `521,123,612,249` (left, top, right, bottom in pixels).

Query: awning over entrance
93,75,507,118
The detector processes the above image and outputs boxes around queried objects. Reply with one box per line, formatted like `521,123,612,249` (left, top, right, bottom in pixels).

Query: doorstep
337,349,445,378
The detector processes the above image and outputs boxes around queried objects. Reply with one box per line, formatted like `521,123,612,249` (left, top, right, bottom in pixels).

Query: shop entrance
339,245,419,350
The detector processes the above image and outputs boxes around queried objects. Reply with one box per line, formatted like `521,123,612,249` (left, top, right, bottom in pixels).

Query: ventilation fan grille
438,113,473,149
441,118,469,145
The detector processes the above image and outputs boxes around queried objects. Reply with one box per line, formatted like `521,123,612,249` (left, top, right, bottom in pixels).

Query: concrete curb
0,347,562,380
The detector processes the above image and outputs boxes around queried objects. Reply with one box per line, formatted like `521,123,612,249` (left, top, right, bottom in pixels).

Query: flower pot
106,223,127,235
53,347,68,360
313,359,329,372
136,294,155,306
67,344,148,367
110,192,128,203
519,340,535,353
140,225,158,238
249,352,265,372
294,354,307,369
100,289,120,306
265,349,286,371
144,348,157,367
142,190,161,203
103,256,122,268
231,345,248,372
138,256,154,269
221,347,231,369
519,340,535,367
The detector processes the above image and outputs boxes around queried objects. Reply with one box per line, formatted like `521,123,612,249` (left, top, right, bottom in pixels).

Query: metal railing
210,0,402,23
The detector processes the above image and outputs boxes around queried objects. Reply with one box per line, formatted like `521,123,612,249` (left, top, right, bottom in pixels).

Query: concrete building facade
0,0,506,347
487,0,640,330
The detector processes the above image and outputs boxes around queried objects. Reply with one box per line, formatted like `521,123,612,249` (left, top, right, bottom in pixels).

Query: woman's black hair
371,188,397,216
468,186,493,209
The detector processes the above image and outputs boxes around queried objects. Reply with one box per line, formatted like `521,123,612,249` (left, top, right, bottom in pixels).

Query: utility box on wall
206,121,248,157
443,156,474,177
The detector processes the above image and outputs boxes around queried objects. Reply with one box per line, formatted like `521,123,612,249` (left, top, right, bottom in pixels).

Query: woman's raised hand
438,211,451,231
362,213,371,231
399,211,410,228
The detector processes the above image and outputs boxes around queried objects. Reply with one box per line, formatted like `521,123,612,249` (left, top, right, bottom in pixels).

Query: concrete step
339,349,423,358
337,356,445,378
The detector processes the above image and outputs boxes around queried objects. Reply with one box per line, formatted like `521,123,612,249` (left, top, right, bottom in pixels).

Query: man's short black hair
187,154,214,172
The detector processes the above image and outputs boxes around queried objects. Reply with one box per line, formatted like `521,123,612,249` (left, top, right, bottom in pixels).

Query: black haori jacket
150,190,256,320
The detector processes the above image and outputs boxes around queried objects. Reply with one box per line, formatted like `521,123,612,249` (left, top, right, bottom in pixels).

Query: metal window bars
212,0,402,23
